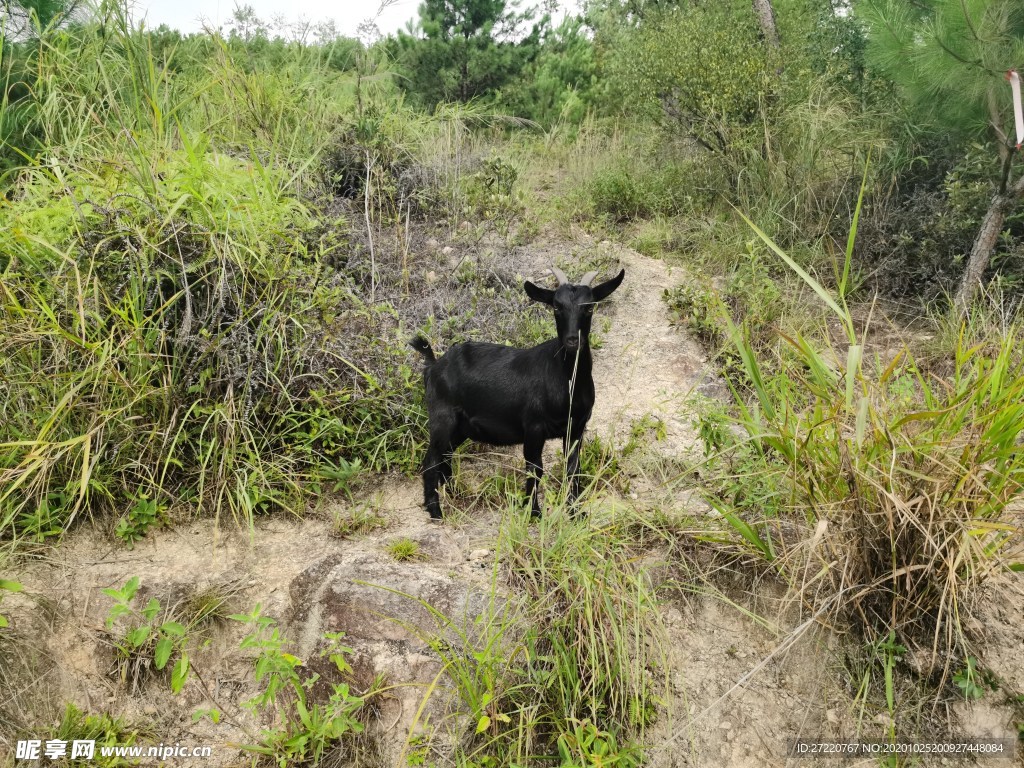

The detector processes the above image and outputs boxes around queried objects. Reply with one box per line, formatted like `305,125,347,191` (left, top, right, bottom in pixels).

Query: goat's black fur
411,269,625,519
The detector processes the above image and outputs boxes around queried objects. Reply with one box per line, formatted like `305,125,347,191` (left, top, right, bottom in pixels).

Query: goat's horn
547,266,569,286
580,270,599,287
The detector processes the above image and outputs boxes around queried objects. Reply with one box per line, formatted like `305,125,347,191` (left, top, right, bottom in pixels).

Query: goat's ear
524,280,555,305
591,269,625,301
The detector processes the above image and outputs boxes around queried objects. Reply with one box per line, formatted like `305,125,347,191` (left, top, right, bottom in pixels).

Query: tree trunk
752,0,781,51
955,173,1024,309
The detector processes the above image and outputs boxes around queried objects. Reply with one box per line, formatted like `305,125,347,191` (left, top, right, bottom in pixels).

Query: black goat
410,267,625,519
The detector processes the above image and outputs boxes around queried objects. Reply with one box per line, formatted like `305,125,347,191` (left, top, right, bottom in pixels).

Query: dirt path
585,239,712,457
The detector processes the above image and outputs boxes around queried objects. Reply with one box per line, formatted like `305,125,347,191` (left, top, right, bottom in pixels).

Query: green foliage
664,245,785,387
463,153,523,230
385,510,662,766
703,206,1024,659
588,160,705,221
40,703,142,767
102,577,192,694
556,719,641,768
313,458,364,502
850,630,905,743
114,495,164,547
332,502,388,539
858,0,1024,140
618,1,775,154
391,0,541,108
499,16,598,125
387,538,424,562
501,514,662,753
954,655,995,704
233,608,369,766
2,6,530,544
0,578,23,629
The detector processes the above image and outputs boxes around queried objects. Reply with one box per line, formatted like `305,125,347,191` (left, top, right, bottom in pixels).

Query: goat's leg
422,440,445,520
438,431,464,493
423,418,458,520
563,419,587,511
523,431,545,518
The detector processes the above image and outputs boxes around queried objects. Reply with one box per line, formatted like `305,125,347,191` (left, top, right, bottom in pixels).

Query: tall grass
393,507,663,766
699,199,1024,672
0,2,565,548
0,3,413,545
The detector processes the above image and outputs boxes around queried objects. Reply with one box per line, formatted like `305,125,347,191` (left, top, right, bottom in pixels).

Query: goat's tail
409,335,436,364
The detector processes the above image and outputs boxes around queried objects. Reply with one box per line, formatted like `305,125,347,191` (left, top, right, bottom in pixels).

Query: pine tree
391,0,539,108
857,0,1024,306
1,0,80,36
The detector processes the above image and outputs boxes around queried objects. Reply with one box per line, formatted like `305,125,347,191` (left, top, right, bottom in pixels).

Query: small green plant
0,579,23,629
387,538,424,562
664,283,724,347
316,458,364,502
114,495,164,548
557,719,641,768
182,582,242,628
953,657,997,701
466,155,523,230
41,703,142,767
333,503,389,539
233,607,368,766
875,631,905,742
405,732,431,766
103,577,191,694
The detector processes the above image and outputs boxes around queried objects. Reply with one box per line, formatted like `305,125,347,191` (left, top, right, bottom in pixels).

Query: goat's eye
585,306,594,315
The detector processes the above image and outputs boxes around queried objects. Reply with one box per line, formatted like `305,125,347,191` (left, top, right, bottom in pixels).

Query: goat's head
524,267,625,352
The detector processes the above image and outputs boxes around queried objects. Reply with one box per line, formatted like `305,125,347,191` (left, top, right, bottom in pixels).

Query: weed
702,190,1024,673
114,496,164,548
233,608,374,766
500,511,663,759
387,538,424,562
181,581,244,629
102,578,191,694
34,703,143,767
952,657,997,701
332,503,389,539
379,501,663,765
557,719,642,768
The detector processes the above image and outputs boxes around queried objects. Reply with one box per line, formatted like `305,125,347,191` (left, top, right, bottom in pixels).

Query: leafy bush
103,577,192,695
587,159,712,222
616,2,775,156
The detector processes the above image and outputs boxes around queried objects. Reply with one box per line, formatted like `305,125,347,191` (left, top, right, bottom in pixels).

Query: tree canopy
390,0,541,108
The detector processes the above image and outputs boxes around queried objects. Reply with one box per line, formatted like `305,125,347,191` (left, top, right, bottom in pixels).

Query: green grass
35,704,144,767
386,502,664,766
387,538,424,562
697,197,1024,671
0,7,547,550
332,503,389,539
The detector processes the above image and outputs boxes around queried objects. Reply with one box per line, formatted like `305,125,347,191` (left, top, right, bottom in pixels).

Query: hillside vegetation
1,0,1023,765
